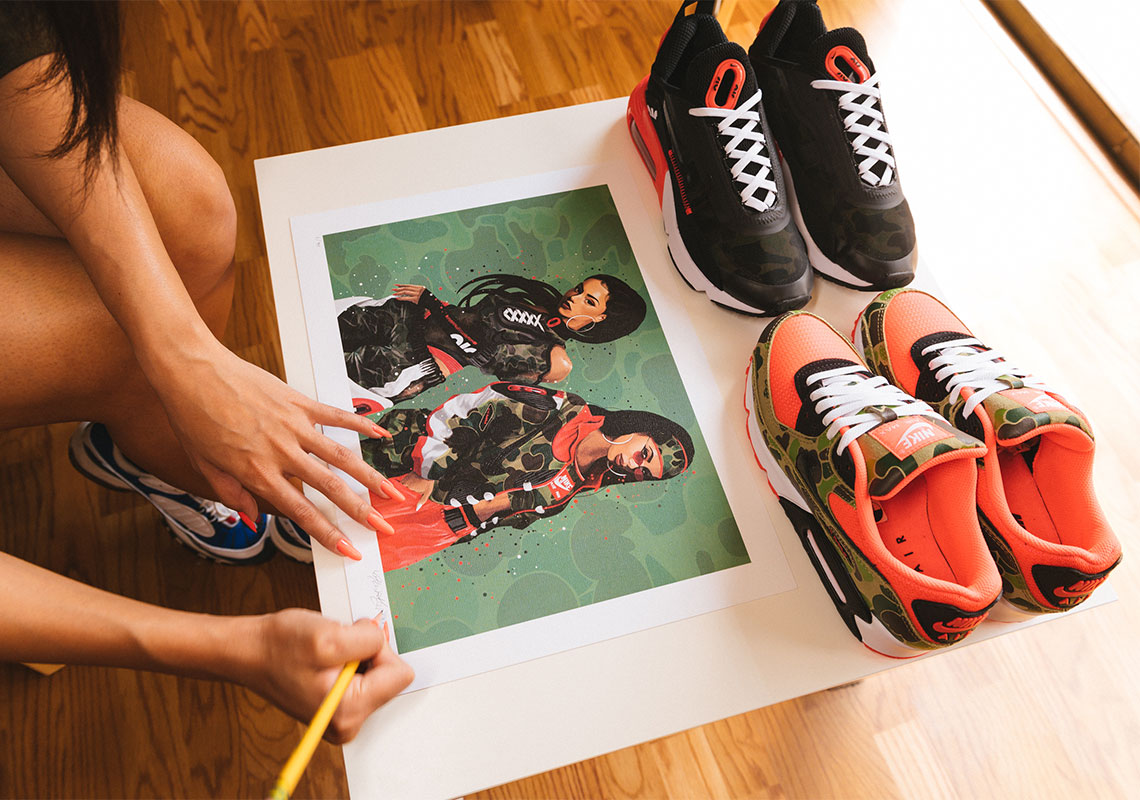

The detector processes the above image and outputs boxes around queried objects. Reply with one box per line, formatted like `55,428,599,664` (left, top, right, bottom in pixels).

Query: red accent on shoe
756,5,776,35
705,58,745,109
626,76,669,206
825,45,871,83
668,149,693,215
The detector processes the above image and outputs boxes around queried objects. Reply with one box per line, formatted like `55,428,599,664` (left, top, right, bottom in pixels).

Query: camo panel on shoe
859,421,984,499
752,331,933,650
978,508,1052,614
836,199,916,262
723,222,812,285
981,393,1093,442
857,288,906,385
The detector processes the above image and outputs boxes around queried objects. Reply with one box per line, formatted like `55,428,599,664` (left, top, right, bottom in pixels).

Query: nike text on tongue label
869,418,948,459
705,58,745,109
825,45,870,83
1002,387,1066,414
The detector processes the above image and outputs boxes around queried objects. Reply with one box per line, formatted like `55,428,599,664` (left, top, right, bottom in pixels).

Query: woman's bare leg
0,96,237,500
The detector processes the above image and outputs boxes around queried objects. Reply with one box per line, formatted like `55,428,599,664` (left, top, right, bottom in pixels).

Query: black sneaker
627,0,812,316
749,0,917,290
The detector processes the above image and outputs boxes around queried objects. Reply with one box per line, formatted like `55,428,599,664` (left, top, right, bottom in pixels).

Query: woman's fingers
326,630,414,744
290,453,395,538
301,427,405,504
268,477,359,558
309,400,390,440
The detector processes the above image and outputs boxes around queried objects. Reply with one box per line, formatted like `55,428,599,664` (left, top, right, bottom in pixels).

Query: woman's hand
152,337,404,555
392,284,427,304
0,555,412,745
240,609,413,744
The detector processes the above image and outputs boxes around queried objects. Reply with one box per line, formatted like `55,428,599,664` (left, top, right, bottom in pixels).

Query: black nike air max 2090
750,0,918,290
628,0,813,316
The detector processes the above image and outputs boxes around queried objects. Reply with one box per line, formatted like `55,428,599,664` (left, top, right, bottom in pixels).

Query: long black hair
11,2,122,174
457,273,647,344
594,408,695,484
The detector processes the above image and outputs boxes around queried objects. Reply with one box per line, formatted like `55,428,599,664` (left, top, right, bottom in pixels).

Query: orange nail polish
336,538,362,560
368,512,396,537
371,424,392,438
383,480,406,502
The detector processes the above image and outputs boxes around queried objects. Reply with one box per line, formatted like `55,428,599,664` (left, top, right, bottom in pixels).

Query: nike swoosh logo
932,618,981,634
1054,579,1104,599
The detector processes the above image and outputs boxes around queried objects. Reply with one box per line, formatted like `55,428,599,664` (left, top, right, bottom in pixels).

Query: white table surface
254,98,1111,800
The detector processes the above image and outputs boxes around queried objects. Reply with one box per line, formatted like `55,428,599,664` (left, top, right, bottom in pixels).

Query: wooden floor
2,1,1138,797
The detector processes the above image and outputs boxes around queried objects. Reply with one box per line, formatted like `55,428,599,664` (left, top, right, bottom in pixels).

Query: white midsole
661,176,772,315
780,159,874,288
985,597,1041,623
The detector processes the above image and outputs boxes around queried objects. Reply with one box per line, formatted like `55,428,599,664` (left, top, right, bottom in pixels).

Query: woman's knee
120,99,237,301
156,147,236,299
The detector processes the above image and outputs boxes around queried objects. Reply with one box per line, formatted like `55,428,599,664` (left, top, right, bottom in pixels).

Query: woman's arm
0,551,413,743
0,58,392,554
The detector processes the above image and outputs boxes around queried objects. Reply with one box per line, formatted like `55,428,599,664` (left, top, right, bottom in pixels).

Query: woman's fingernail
371,424,392,438
382,480,406,502
368,511,396,536
336,538,362,560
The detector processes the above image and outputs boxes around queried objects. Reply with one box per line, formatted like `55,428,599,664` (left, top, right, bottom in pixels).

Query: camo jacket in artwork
361,383,606,537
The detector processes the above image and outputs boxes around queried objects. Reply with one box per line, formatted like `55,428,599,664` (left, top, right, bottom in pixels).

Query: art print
291,166,794,689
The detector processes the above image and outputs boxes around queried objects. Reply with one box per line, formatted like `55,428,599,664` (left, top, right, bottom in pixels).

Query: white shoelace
689,90,778,212
922,338,1052,418
811,73,896,186
201,500,240,526
808,364,943,455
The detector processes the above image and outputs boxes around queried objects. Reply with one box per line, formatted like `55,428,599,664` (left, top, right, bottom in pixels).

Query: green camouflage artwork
321,184,748,652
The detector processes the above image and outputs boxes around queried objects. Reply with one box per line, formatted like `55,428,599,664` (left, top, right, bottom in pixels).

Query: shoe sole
69,424,272,566
269,518,315,564
744,356,923,658
780,160,915,291
68,424,131,493
627,82,811,317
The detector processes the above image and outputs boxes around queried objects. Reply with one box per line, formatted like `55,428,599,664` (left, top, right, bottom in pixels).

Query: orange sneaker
747,311,1000,655
855,289,1122,619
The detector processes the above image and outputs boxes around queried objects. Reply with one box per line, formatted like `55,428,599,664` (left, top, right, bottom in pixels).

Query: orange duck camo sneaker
855,289,1122,619
746,311,1001,656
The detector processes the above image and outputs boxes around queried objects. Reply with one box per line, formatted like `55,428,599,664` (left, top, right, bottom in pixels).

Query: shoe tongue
853,415,983,501
977,386,1094,447
807,27,876,82
684,41,758,110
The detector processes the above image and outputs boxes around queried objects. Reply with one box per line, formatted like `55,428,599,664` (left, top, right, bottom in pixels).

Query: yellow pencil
270,659,359,800
270,620,388,800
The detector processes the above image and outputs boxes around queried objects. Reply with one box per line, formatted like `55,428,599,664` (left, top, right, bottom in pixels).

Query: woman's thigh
0,96,236,429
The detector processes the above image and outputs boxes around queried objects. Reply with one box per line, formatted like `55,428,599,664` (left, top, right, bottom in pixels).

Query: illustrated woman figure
359,382,694,571
336,272,647,408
